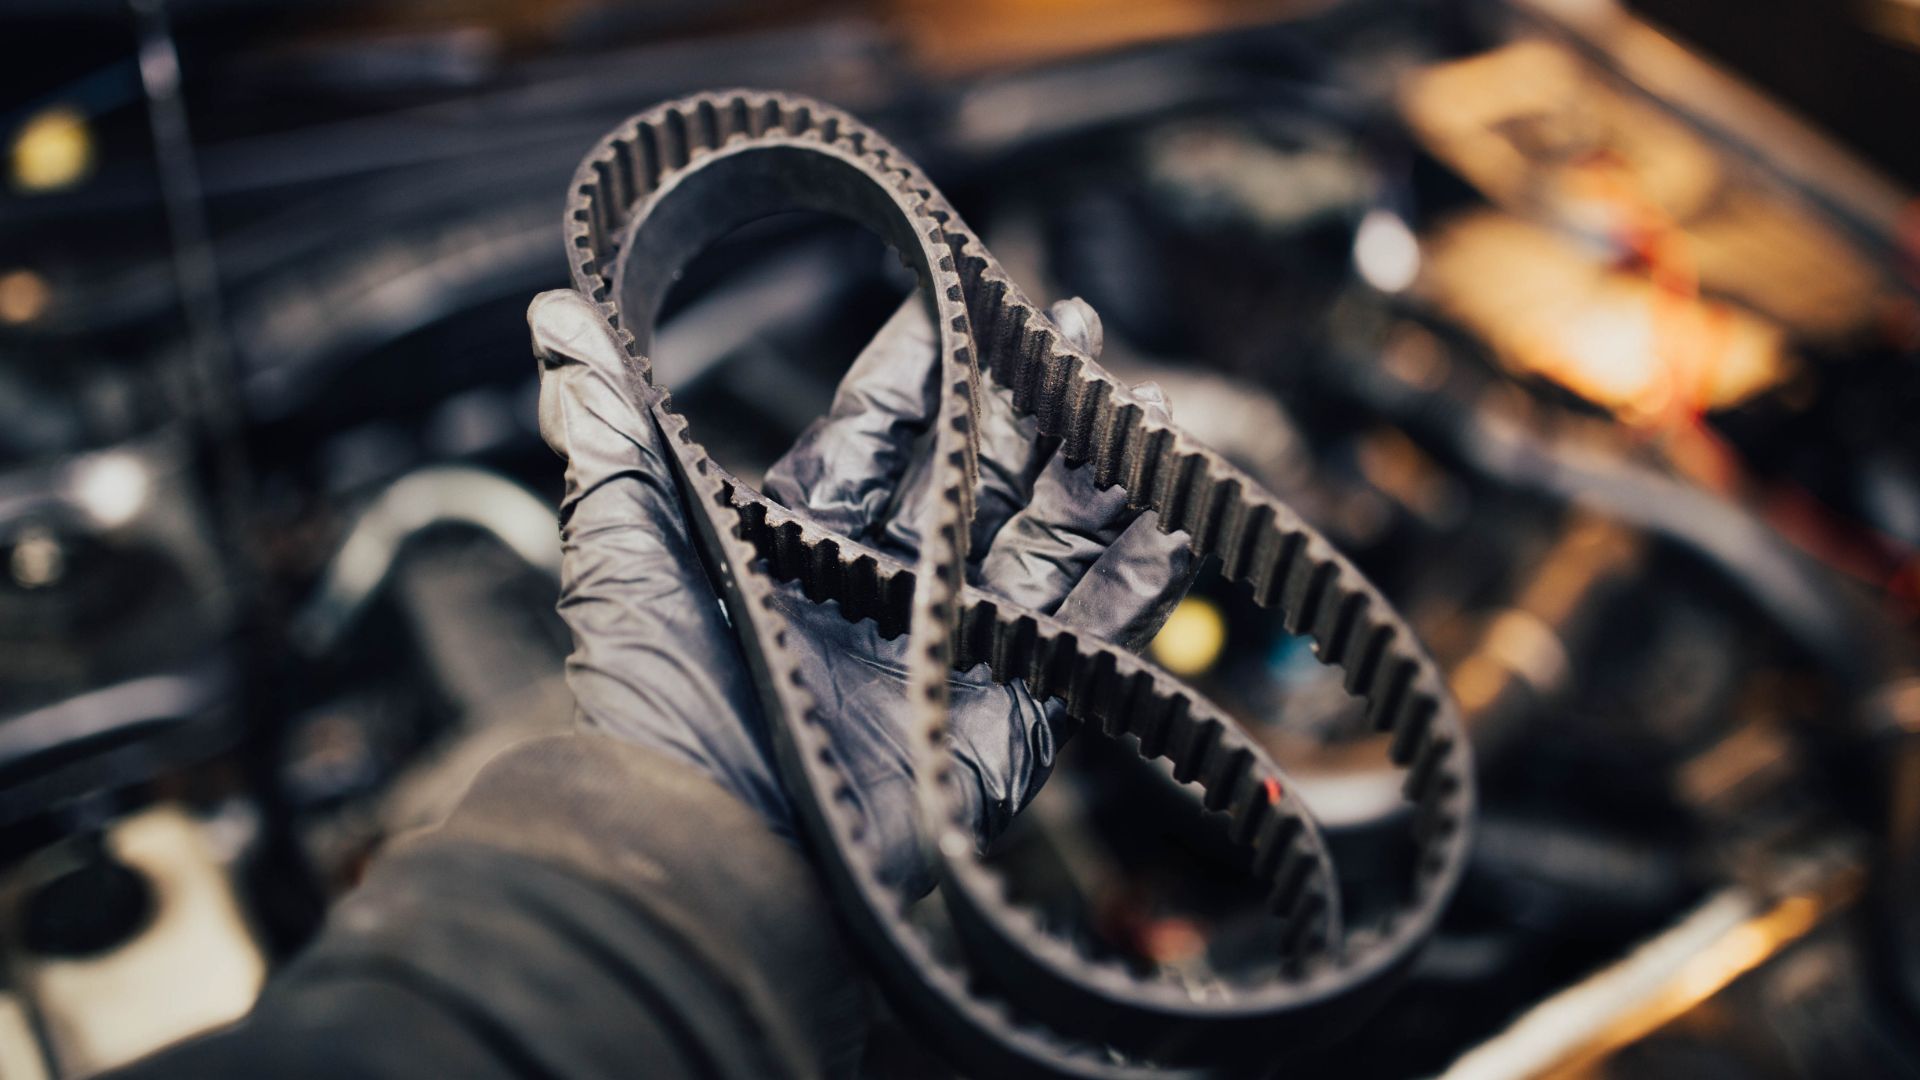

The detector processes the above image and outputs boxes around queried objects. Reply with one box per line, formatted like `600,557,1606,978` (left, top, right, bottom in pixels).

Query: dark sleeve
113,734,868,1080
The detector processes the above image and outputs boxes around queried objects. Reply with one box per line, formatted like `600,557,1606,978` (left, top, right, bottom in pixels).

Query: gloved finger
977,381,1173,614
945,678,1056,847
532,290,673,530
768,579,1057,896
763,294,939,540
1050,511,1199,653
878,298,1107,561
530,289,792,830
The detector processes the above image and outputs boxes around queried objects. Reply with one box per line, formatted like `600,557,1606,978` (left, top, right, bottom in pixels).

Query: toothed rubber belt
562,90,1474,1079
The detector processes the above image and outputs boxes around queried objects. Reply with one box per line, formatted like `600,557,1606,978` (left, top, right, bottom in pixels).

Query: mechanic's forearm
113,735,865,1080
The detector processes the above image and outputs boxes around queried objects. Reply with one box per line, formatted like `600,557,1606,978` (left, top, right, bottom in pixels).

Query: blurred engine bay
4,0,1920,1075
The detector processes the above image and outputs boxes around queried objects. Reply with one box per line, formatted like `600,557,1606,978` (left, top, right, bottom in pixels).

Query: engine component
562,90,1474,1077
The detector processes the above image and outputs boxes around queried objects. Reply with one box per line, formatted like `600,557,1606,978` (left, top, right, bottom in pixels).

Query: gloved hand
530,286,1198,894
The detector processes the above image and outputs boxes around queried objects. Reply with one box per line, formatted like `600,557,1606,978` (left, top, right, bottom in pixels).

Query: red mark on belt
1264,777,1282,805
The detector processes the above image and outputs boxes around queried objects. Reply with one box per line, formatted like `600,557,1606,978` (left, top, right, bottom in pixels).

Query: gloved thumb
528,288,791,822
530,289,678,531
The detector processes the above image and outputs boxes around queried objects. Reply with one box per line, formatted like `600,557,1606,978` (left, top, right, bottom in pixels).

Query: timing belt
561,90,1474,1078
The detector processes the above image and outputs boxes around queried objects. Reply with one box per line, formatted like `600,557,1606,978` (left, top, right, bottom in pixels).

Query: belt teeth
693,98,721,152
1228,776,1272,845
749,96,778,137
1340,620,1391,693
721,95,750,142
1189,476,1240,555
847,554,882,624
1133,424,1176,510
1368,658,1417,733
1267,845,1314,916
807,536,844,604
986,608,1035,682
1251,815,1301,880
1200,746,1250,811
1107,669,1154,738
1214,497,1264,579
1406,731,1456,805
1389,697,1437,767
1251,529,1302,608
661,107,691,169
563,89,1474,1078
1280,892,1328,959
1284,559,1335,635
1091,389,1129,490
1135,692,1184,759
1170,718,1220,784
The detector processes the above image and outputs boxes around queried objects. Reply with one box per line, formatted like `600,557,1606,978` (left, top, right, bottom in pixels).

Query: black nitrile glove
531,287,1198,894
